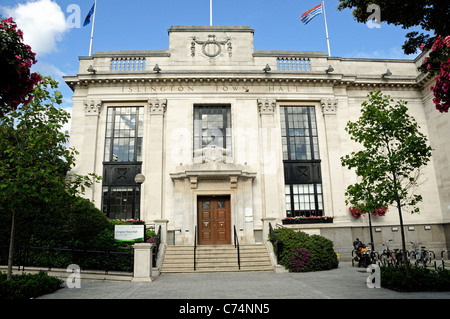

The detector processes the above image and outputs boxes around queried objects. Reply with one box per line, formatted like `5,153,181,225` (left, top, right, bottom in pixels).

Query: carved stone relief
84,100,102,116
321,98,338,115
148,98,167,115
257,98,276,115
191,35,233,58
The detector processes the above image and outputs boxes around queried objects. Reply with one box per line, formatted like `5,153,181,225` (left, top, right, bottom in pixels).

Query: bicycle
408,241,436,268
379,239,404,266
407,241,422,266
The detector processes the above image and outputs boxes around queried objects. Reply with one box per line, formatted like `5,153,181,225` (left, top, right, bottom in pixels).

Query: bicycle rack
436,250,449,270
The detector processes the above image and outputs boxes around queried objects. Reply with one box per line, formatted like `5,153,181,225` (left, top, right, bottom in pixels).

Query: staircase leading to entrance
161,244,273,273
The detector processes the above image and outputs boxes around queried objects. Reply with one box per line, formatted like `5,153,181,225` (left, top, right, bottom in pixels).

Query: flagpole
210,0,213,26
89,0,97,57
322,0,331,57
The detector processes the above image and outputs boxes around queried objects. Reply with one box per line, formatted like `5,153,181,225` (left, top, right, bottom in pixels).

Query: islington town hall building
64,26,450,266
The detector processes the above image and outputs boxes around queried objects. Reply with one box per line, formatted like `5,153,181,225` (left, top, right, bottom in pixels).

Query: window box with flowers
282,216,334,225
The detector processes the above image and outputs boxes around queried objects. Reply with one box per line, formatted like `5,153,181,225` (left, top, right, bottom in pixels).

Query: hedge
0,271,62,299
381,265,450,292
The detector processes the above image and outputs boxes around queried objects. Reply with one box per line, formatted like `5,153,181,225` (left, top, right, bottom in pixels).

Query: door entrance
198,196,231,245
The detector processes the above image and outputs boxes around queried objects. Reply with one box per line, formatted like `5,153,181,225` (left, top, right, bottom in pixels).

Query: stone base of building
281,223,450,262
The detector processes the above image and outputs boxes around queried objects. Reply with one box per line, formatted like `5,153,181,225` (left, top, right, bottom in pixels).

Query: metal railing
194,225,198,271
268,223,284,264
0,245,134,273
233,225,241,270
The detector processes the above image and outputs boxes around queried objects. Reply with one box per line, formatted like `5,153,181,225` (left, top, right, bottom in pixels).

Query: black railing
234,225,241,270
0,245,134,273
194,225,197,271
152,225,162,266
268,222,284,264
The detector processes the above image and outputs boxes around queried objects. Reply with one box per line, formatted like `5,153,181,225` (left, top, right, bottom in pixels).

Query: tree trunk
392,171,409,273
7,208,16,280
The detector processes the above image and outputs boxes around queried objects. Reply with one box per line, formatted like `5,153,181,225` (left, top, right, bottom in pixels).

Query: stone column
82,99,102,202
132,243,154,282
257,99,281,221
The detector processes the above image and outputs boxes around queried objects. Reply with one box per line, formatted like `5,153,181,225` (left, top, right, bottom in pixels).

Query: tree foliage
337,0,449,55
0,76,100,279
0,17,41,117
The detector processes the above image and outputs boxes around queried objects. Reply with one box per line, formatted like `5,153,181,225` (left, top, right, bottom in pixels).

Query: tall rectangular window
280,106,319,161
104,107,144,162
193,106,231,156
102,106,143,220
281,106,324,217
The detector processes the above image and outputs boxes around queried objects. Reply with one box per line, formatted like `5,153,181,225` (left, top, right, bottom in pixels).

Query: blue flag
83,2,95,27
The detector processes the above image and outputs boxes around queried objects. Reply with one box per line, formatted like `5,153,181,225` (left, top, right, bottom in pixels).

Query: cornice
64,72,422,91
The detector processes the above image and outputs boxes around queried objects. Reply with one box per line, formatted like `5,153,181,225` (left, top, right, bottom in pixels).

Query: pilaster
320,98,344,219
257,98,281,220
144,99,167,224
81,99,102,201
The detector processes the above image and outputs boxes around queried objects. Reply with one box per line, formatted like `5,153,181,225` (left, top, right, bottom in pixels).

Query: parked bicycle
408,242,435,268
379,239,404,266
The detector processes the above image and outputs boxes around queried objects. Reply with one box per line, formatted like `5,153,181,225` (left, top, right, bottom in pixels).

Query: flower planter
282,218,333,225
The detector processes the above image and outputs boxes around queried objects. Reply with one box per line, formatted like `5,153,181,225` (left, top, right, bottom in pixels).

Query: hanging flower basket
349,205,387,218
282,216,333,225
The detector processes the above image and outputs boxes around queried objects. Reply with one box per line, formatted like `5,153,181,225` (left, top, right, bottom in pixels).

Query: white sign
114,225,145,242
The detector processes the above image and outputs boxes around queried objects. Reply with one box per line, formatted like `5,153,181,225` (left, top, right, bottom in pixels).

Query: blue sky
1,0,426,132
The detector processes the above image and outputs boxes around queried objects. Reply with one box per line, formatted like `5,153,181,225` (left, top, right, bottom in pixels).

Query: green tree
0,76,99,280
341,91,433,270
337,0,449,54
337,1,450,112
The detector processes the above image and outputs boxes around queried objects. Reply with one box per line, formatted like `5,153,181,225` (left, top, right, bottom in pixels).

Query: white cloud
3,0,68,56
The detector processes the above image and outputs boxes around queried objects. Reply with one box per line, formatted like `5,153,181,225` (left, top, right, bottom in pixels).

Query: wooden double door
197,196,231,245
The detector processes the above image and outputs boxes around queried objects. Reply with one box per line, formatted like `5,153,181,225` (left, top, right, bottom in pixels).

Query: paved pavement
38,262,450,300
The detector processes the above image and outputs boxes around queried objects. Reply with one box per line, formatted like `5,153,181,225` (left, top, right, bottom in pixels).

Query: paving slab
38,262,450,300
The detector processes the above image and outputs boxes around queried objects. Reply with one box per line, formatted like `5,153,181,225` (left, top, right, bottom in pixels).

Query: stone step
161,244,273,274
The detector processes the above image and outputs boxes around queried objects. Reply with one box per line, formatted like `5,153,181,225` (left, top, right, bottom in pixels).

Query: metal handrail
194,226,197,271
234,225,240,270
269,222,284,264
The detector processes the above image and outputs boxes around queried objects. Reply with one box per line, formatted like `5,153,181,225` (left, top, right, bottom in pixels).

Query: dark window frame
102,106,143,220
280,105,324,217
193,105,232,156
104,106,144,163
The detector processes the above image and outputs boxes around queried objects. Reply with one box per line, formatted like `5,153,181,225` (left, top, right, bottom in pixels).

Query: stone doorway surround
170,147,257,245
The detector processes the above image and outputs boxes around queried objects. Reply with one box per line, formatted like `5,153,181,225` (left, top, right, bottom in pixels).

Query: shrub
289,248,311,272
381,265,450,292
0,271,62,299
270,227,338,272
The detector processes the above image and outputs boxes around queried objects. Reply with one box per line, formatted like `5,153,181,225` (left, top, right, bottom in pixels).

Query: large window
193,106,231,155
104,107,144,162
102,186,140,220
102,107,143,220
281,106,324,217
280,106,319,161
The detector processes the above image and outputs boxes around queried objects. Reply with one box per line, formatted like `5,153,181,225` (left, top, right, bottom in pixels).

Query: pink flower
445,36,450,48
420,43,425,51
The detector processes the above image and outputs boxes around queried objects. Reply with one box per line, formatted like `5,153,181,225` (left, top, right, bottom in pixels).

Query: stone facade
64,26,450,261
